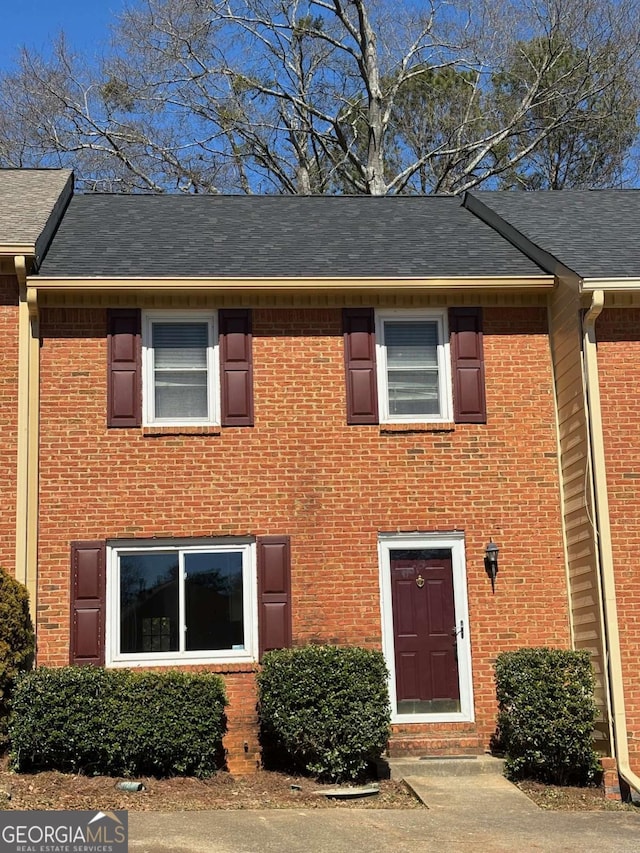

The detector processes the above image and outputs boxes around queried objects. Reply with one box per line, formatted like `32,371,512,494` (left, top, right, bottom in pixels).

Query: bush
10,667,227,777
257,645,390,782
0,568,35,749
494,647,601,785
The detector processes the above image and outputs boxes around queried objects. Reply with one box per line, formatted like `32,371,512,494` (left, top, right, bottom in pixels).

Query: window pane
388,369,440,415
155,371,208,419
153,322,208,369
120,553,179,653
390,548,452,561
385,321,438,369
184,552,244,652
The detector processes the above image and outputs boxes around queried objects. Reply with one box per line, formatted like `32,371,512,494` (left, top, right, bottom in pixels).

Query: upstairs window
143,313,217,425
376,311,452,423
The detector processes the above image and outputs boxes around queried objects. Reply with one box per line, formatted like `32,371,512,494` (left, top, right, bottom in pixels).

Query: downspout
583,289,640,795
14,257,39,626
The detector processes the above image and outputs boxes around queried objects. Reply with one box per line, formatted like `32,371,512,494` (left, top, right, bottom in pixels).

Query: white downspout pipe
583,289,640,796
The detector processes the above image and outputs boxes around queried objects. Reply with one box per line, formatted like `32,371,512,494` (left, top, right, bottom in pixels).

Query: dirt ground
0,755,635,813
0,756,420,811
516,780,638,812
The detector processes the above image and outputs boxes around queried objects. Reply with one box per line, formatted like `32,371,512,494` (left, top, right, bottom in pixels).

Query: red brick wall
0,274,19,575
594,307,640,770
36,304,569,769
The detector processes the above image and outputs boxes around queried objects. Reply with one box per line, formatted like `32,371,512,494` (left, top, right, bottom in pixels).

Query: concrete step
381,754,505,780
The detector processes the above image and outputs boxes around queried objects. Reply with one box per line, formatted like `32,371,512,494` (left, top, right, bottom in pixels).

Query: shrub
494,647,601,785
258,645,390,782
0,568,35,749
10,667,227,777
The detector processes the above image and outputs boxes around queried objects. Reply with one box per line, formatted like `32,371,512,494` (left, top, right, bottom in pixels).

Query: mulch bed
0,756,421,811
516,780,638,812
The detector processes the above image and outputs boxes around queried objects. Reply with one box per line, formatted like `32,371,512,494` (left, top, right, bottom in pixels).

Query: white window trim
375,309,453,423
378,532,474,724
106,538,257,667
142,310,220,427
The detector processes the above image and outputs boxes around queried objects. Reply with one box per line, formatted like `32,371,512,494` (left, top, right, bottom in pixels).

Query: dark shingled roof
469,190,640,279
38,194,546,278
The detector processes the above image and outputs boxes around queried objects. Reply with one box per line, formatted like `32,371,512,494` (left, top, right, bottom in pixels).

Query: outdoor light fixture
484,540,500,594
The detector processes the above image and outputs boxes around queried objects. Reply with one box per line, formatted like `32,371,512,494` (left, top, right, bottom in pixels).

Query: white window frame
378,532,474,724
142,310,220,426
375,309,453,423
106,538,257,667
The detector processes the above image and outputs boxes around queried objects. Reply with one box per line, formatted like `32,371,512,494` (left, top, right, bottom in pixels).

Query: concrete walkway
128,773,640,853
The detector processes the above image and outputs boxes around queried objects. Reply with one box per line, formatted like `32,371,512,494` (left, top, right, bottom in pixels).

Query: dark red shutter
343,308,378,424
107,308,141,427
257,536,292,659
70,541,106,666
449,307,487,424
219,309,254,427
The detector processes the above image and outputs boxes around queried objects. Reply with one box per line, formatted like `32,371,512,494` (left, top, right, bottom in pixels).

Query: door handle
452,620,464,639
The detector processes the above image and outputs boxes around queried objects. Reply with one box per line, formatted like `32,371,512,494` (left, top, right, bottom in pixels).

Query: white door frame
378,532,474,724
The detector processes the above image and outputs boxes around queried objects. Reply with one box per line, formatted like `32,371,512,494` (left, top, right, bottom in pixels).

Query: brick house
5,174,637,789
466,189,640,797
22,191,572,773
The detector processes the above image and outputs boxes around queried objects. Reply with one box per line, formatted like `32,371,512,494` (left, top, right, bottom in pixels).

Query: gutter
583,290,640,796
582,278,640,293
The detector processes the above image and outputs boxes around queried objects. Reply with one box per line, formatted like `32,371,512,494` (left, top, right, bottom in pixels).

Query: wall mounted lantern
484,540,499,594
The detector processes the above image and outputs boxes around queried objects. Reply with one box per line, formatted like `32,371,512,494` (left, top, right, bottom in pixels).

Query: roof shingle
469,190,640,279
0,169,73,262
38,194,546,278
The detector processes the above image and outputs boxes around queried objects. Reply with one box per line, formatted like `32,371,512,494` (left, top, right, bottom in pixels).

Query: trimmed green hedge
0,567,35,749
494,647,600,785
10,667,227,777
258,645,390,782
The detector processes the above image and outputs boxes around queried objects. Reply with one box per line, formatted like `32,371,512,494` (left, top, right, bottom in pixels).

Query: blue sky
1,0,126,72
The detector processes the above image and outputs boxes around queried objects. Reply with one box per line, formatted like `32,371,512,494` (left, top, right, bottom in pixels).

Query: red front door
390,548,461,715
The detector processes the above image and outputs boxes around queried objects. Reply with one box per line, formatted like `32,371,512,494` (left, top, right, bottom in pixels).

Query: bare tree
0,0,638,194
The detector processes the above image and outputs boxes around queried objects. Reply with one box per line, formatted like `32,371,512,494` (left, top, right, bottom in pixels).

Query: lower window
107,539,256,665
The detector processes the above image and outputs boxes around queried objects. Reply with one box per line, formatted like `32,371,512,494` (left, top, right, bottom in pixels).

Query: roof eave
29,274,555,294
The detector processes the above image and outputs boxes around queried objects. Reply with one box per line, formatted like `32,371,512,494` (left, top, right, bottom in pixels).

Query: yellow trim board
0,244,36,257
14,254,39,624
31,275,555,293
583,291,640,794
15,256,29,590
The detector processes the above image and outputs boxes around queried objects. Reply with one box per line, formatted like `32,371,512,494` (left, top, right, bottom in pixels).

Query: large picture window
107,540,256,665
376,310,452,422
142,311,218,426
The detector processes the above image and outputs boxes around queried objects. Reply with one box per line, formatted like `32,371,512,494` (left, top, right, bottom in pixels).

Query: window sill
142,425,222,437
380,422,456,434
108,657,258,671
